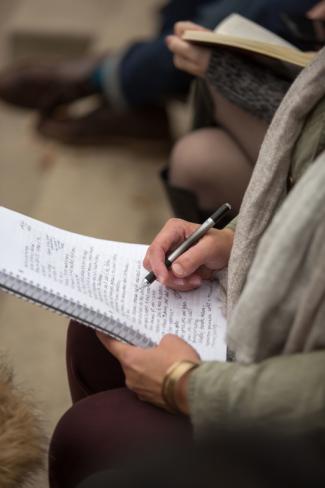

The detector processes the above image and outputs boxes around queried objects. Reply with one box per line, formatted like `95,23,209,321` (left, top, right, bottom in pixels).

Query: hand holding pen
142,204,234,292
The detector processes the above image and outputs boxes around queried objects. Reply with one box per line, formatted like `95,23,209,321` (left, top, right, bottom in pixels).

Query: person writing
49,20,325,488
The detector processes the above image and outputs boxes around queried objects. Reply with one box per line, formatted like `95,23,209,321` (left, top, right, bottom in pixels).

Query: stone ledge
4,0,100,61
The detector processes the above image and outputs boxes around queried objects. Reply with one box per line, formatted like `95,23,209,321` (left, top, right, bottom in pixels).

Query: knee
49,401,90,488
49,393,113,488
169,133,202,190
169,129,228,191
49,389,143,487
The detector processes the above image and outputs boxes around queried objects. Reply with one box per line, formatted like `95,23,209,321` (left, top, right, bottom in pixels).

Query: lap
49,387,192,488
50,322,192,487
67,320,125,402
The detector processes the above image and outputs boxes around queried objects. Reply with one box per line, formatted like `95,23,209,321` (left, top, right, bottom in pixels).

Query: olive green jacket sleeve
188,351,325,435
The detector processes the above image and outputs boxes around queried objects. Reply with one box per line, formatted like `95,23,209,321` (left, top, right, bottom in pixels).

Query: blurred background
0,1,190,485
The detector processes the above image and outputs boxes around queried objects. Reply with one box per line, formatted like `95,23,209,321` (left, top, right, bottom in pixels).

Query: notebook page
0,207,226,360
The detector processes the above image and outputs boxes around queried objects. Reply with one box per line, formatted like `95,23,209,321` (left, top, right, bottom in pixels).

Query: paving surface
0,1,190,485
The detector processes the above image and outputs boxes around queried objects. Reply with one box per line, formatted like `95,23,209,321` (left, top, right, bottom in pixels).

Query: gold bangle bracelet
162,360,200,413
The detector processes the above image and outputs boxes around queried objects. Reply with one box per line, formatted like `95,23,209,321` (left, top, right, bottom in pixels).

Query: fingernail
172,263,184,277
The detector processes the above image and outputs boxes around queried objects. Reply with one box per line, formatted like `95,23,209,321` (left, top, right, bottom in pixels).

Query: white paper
215,13,296,49
0,207,227,360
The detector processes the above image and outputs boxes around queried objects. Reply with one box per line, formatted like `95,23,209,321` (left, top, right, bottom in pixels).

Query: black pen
142,203,232,287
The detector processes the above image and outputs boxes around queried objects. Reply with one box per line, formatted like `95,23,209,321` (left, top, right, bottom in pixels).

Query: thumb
174,21,206,37
171,235,216,278
307,2,325,19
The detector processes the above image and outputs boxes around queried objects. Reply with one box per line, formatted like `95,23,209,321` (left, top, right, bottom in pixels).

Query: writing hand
165,21,211,77
143,218,234,291
97,332,200,413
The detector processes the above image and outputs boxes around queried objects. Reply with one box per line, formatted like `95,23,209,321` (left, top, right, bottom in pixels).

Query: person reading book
161,15,321,222
48,47,325,488
0,0,318,145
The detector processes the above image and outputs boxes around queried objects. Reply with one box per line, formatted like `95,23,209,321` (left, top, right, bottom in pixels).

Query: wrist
174,369,192,414
162,360,200,414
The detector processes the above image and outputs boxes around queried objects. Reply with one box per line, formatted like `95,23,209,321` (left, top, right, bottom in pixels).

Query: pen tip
137,281,148,291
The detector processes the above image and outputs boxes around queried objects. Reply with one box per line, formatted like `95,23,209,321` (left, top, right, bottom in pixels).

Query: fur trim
0,360,46,488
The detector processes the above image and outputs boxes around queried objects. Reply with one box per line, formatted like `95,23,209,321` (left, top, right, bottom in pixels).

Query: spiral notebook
0,207,226,361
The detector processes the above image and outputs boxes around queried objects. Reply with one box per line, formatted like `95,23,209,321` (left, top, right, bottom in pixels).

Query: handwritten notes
0,207,226,360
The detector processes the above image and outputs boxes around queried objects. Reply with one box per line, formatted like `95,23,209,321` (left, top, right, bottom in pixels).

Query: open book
0,207,226,361
183,14,315,74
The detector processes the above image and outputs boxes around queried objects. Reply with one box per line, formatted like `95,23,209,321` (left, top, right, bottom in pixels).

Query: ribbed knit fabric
207,48,291,122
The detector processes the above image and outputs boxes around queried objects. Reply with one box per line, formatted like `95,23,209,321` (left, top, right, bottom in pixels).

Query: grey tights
169,86,269,215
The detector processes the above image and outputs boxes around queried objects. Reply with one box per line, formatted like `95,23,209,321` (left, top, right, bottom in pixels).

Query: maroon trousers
49,321,192,488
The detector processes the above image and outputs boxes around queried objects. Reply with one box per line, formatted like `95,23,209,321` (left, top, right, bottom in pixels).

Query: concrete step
0,106,53,213
4,0,163,61
29,141,171,244
4,0,104,61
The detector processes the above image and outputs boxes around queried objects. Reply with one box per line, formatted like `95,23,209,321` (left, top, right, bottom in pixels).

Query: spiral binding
0,268,154,348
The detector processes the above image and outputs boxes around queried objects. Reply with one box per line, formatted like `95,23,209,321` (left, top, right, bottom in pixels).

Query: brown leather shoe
0,56,103,112
36,102,173,146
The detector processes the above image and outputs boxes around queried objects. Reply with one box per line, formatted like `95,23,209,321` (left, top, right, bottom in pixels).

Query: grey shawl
226,48,325,363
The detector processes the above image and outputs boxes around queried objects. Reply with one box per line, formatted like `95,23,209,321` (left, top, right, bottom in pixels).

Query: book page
182,29,314,71
0,207,226,360
215,13,296,49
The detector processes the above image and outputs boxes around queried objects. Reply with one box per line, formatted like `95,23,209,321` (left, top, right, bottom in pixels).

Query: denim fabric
101,0,215,107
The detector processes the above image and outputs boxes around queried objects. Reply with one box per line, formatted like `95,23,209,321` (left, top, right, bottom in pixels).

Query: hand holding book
181,14,316,75
165,21,212,78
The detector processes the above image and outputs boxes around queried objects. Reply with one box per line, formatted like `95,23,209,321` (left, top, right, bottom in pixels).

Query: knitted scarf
226,48,325,363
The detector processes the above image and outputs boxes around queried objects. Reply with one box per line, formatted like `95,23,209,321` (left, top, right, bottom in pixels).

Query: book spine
0,269,154,348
